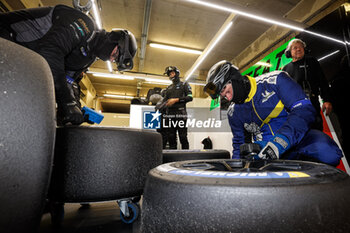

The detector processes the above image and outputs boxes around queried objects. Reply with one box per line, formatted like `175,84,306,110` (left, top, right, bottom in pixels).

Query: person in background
283,39,332,131
0,4,137,125
162,66,193,149
204,60,342,166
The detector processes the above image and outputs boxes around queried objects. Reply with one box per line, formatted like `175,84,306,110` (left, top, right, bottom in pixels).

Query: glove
155,100,168,112
256,134,290,160
57,102,84,126
82,114,94,124
81,109,95,125
254,140,267,150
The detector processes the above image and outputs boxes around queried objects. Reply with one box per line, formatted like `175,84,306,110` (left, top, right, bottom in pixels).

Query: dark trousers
283,129,343,166
167,110,189,149
157,127,169,149
310,97,323,131
0,27,15,42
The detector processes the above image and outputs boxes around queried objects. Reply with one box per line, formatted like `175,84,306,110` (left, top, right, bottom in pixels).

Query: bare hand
322,102,333,116
166,98,179,107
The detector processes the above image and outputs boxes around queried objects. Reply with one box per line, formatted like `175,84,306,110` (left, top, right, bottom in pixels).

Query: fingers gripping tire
142,159,350,233
0,39,56,232
162,149,230,163
49,126,162,202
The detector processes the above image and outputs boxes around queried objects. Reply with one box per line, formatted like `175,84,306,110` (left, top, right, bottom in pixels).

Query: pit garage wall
126,97,234,154
0,0,44,11
186,98,233,153
80,75,96,108
79,76,233,153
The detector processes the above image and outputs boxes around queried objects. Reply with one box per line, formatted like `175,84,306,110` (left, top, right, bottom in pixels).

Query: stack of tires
48,126,162,224
141,159,350,233
0,38,163,231
0,38,56,233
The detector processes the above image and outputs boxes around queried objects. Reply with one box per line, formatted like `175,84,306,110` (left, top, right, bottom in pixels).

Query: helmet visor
164,66,177,76
203,82,219,99
117,34,134,71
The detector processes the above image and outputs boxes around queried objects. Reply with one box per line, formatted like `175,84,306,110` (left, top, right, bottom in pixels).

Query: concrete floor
38,202,141,233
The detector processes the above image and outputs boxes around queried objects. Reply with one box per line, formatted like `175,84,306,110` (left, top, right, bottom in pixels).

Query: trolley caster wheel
119,202,140,224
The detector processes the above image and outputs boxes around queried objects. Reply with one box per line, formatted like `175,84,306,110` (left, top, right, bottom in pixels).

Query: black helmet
204,60,250,103
204,60,237,99
97,29,137,71
111,29,137,71
164,66,180,77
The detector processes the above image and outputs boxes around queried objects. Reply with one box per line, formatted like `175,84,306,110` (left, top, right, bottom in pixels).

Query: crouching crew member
204,60,342,166
0,5,137,125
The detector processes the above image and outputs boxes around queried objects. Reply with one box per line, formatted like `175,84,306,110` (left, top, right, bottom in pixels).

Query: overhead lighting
186,0,346,45
256,61,272,67
303,31,345,45
189,82,206,86
344,3,350,14
88,71,170,83
106,61,113,73
317,50,340,61
91,0,102,30
115,115,130,119
103,94,134,99
186,0,303,31
88,71,206,86
89,72,135,80
143,77,172,84
149,43,202,55
144,81,169,86
185,21,233,80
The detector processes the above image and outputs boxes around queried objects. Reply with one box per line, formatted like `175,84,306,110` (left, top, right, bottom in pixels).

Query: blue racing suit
228,71,342,166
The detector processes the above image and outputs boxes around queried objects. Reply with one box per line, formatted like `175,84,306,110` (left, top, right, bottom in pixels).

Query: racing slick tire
141,159,350,233
0,38,56,233
162,149,230,163
49,126,162,202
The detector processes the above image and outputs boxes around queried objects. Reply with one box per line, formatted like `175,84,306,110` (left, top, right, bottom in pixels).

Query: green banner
210,38,294,110
210,96,220,111
241,38,294,77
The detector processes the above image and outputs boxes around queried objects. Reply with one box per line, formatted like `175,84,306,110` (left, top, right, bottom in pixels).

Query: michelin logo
156,163,310,179
169,169,310,179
